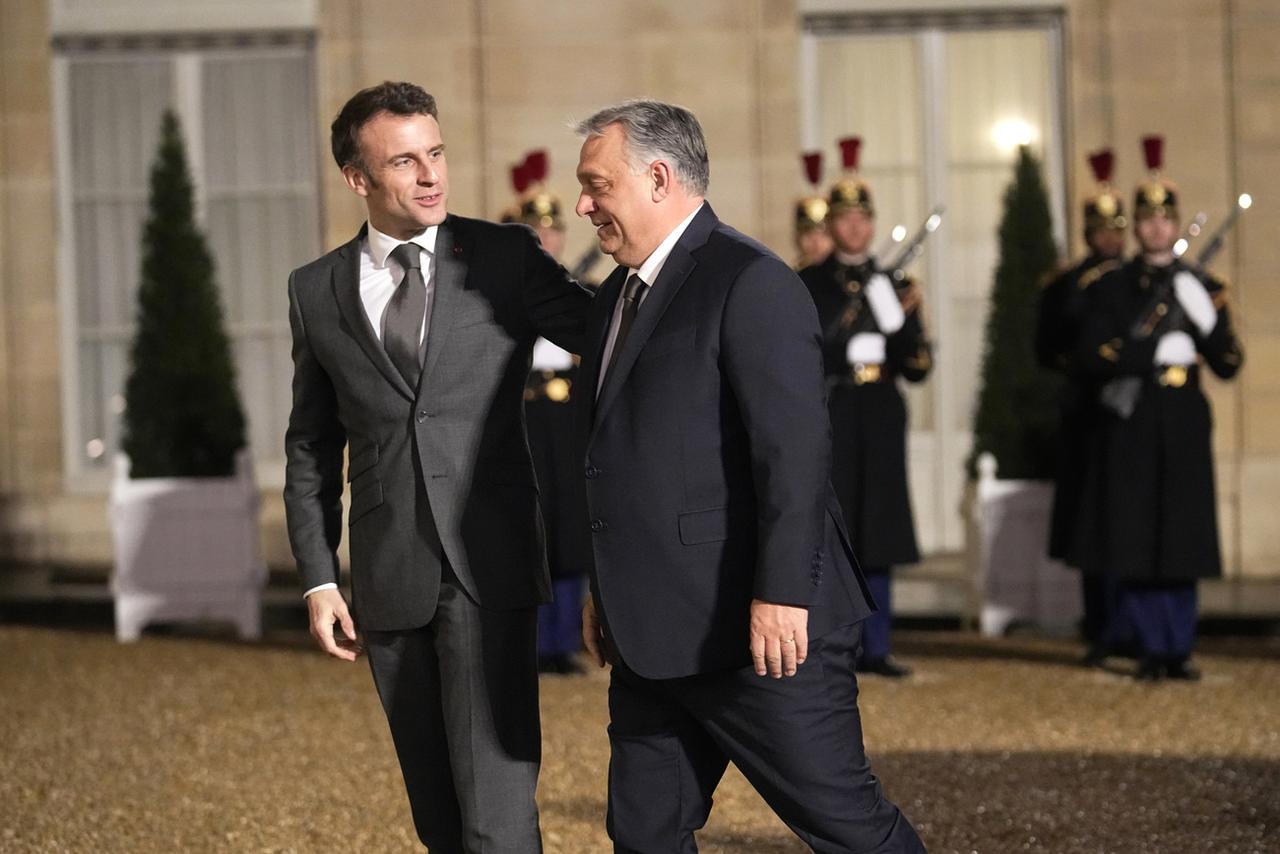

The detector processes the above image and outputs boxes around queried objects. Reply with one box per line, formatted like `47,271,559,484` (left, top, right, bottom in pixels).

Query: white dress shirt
361,221,438,344
596,203,704,396
304,221,438,600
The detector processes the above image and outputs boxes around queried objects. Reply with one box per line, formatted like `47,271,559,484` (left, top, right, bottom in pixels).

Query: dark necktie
384,242,427,388
603,273,648,388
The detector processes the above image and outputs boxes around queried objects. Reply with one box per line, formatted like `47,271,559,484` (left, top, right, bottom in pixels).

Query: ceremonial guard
509,151,592,674
794,151,833,270
799,137,933,678
1071,137,1244,681
1035,150,1128,665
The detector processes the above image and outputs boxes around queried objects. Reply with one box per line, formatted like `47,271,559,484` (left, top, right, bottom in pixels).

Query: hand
582,596,607,668
749,599,809,678
306,587,361,661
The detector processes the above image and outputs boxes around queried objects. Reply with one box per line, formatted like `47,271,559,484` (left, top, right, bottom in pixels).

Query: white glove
865,273,906,334
1173,271,1218,335
846,333,886,365
1153,331,1197,366
531,337,573,371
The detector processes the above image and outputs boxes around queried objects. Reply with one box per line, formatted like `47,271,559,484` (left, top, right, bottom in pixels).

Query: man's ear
650,160,674,203
342,163,372,198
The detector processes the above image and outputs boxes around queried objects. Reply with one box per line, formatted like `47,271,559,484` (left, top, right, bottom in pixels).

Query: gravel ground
1,625,1277,853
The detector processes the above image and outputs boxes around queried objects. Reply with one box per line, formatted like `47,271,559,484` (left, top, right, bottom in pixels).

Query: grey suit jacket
284,215,592,629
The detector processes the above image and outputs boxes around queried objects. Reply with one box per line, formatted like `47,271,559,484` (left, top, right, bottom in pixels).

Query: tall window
801,10,1067,553
54,33,321,485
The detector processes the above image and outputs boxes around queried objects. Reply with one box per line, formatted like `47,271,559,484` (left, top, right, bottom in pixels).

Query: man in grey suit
284,81,591,853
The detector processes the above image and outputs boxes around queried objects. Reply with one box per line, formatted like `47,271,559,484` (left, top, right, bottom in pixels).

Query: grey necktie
603,273,648,386
384,242,427,388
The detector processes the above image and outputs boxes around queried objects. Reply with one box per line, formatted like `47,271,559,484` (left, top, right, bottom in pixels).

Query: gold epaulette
1209,277,1232,309
1098,337,1122,362
1077,260,1121,290
906,347,932,371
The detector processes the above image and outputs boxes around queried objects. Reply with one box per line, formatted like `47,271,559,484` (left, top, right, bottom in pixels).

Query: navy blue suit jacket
576,204,874,679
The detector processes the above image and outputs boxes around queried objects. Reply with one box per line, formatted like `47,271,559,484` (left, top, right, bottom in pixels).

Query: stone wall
1,0,1278,597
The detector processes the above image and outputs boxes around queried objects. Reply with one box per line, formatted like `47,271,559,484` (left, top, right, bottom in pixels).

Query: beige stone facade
1,1,1277,607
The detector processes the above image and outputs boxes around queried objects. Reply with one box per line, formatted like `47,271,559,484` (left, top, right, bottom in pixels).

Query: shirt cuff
303,582,338,599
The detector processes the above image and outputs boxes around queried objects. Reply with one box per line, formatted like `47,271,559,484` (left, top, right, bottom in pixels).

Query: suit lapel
417,217,466,399
332,226,416,401
576,265,627,451
592,205,718,430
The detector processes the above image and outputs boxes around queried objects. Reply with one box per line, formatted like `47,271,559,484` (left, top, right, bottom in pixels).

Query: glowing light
1173,238,1189,257
890,224,907,242
992,119,1036,152
1238,193,1253,210
925,213,943,232
86,438,105,459
110,394,126,415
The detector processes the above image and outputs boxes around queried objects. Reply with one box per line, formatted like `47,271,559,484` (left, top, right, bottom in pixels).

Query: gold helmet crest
1083,149,1126,231
795,151,829,233
828,136,874,217
1134,135,1179,220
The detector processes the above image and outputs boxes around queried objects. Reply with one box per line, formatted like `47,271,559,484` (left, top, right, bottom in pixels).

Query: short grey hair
574,99,710,196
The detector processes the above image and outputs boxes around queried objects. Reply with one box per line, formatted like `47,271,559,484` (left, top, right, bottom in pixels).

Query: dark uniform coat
800,256,932,567
524,365,592,579
1069,258,1243,581
1035,254,1118,561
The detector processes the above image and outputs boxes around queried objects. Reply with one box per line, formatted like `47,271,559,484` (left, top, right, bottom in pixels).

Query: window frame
52,30,320,492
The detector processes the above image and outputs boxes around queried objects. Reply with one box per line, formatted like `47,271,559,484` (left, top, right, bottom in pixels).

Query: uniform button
585,465,601,479
416,410,428,423
590,518,607,532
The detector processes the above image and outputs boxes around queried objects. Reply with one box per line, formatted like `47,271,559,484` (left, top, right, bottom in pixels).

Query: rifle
823,207,944,342
1193,193,1252,269
569,244,603,282
885,206,945,282
1171,211,1207,259
1133,193,1252,339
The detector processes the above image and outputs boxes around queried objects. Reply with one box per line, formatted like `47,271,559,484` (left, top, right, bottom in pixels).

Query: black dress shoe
1134,658,1164,682
555,655,587,676
860,656,912,678
1164,658,1201,681
1081,645,1108,668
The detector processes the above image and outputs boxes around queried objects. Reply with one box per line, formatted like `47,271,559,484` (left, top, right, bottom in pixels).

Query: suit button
585,465,601,479
590,518,607,532
416,410,428,423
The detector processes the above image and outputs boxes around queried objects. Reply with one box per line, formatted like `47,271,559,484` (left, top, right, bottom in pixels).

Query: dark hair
574,99,710,196
330,81,438,171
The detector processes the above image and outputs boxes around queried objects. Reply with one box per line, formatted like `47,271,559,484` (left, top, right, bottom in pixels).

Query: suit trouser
1119,581,1198,660
365,575,542,854
606,621,925,854
860,569,893,660
537,575,586,658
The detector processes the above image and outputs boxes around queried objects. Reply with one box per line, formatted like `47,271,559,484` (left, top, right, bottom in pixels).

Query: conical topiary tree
122,110,246,478
968,145,1061,480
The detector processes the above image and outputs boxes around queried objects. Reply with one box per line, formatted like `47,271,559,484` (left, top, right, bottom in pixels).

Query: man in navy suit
572,100,924,853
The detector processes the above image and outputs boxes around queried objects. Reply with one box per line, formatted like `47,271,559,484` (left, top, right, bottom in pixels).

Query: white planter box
973,453,1082,637
109,451,265,642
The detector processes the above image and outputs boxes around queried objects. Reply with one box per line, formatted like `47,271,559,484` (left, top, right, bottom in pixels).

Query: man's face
828,207,875,256
796,227,833,267
1134,211,1178,256
575,123,667,269
343,112,448,239
1087,225,1126,260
